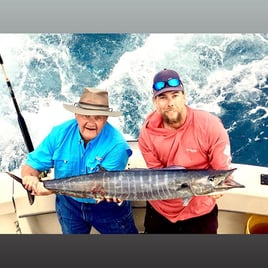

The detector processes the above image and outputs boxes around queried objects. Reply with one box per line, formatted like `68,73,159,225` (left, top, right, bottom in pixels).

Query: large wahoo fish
6,167,244,205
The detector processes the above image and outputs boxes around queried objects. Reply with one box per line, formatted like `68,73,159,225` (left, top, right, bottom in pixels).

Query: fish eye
208,176,215,182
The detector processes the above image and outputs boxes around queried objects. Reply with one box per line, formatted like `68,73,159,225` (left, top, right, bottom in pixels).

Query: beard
162,110,182,125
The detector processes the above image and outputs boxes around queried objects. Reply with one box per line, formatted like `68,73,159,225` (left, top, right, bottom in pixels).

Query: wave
0,33,267,171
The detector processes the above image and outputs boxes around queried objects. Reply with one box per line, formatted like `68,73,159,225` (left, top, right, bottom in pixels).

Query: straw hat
63,87,122,117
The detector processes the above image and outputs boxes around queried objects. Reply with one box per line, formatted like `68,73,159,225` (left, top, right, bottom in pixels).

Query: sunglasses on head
153,78,182,91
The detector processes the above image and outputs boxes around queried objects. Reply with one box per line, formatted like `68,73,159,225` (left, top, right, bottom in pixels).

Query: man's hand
94,196,123,205
22,175,53,196
209,194,223,200
22,175,39,193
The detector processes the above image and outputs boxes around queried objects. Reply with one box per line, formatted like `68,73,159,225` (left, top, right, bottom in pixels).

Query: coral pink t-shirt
138,106,232,222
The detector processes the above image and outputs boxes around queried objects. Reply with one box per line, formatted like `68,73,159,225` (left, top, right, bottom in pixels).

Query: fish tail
6,172,35,205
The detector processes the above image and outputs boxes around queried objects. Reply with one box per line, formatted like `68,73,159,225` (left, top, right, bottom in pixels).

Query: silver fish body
42,167,243,201
6,167,244,205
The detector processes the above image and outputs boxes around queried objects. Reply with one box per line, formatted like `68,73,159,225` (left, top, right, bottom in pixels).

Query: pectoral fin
182,197,191,206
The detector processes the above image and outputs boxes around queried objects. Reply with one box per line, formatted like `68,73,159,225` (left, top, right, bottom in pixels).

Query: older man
21,87,138,234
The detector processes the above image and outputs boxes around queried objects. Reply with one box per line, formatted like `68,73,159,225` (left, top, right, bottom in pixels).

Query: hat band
75,102,113,112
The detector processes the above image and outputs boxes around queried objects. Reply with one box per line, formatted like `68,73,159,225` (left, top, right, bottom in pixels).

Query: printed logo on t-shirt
186,148,198,153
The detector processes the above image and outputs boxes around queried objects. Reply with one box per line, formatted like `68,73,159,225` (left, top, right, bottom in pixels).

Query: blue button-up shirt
26,119,132,203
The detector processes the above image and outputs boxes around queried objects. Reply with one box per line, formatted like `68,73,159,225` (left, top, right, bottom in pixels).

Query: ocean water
0,33,268,173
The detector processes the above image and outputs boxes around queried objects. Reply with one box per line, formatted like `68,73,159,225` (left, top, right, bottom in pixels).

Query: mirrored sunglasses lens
168,78,180,87
154,81,165,90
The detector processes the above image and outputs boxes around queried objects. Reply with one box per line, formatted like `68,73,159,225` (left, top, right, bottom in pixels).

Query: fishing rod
0,53,35,205
0,53,34,152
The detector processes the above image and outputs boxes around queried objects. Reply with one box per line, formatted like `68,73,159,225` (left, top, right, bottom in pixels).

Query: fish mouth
215,177,245,190
210,168,245,190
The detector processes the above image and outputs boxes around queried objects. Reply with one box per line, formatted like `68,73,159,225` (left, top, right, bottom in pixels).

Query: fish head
189,168,244,196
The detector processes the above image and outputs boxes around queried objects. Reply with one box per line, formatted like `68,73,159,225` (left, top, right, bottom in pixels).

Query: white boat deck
1,140,268,234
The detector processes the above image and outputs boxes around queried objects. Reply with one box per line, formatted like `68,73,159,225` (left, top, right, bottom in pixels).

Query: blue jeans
55,195,138,234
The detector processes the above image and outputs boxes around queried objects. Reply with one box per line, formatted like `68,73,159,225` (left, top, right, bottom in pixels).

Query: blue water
0,33,267,172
